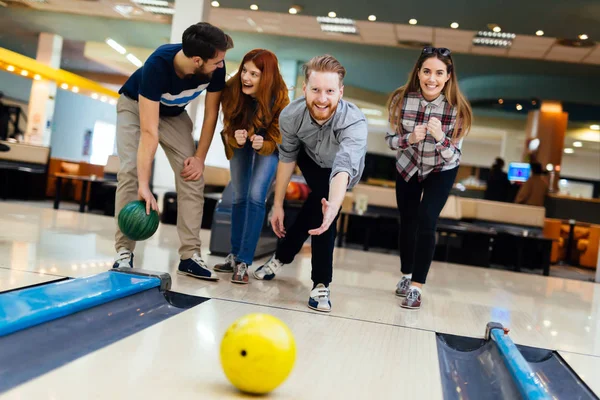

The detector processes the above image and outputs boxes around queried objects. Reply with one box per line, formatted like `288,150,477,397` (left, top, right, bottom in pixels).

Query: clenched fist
409,125,427,145
234,129,248,145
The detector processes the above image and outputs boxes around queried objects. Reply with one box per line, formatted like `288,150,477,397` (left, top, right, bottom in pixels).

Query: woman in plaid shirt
385,46,473,310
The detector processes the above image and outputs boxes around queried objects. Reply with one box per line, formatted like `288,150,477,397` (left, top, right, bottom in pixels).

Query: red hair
221,49,289,136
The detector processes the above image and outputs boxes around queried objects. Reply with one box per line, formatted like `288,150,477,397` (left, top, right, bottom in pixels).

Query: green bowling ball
118,200,159,241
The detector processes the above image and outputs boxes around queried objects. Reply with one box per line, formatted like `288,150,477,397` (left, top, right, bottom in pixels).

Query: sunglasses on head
422,46,452,57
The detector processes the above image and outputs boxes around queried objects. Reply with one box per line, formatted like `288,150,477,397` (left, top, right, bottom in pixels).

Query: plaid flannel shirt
385,92,462,182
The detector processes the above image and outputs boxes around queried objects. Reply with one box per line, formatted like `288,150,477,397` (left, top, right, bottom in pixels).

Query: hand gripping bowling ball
220,313,296,394
117,200,159,241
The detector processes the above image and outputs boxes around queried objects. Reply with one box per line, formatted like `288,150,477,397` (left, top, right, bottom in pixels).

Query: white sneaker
253,255,284,280
112,248,133,268
308,284,331,313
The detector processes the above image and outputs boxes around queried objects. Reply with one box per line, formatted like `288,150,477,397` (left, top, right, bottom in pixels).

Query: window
90,121,116,165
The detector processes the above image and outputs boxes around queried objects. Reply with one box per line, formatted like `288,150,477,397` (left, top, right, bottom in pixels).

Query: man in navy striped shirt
113,22,233,281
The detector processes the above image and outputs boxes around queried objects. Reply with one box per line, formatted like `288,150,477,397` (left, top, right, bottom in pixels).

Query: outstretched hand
308,198,338,235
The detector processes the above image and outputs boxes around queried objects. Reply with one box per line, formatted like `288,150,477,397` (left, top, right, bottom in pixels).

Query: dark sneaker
177,253,219,281
401,288,422,310
395,276,411,297
113,249,133,268
214,254,236,273
253,255,284,280
231,262,249,284
308,284,331,312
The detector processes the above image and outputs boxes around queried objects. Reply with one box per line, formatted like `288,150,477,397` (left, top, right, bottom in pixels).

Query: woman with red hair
213,49,290,284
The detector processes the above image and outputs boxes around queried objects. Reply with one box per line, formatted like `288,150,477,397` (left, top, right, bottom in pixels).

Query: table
53,173,110,213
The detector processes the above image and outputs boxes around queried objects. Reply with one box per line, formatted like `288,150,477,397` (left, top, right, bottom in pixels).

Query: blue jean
229,143,278,265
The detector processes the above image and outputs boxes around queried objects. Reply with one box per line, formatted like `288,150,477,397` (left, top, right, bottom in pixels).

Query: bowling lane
0,299,444,399
0,268,64,293
559,352,600,396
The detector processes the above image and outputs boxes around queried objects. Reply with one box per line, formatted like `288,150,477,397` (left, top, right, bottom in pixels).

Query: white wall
50,90,117,162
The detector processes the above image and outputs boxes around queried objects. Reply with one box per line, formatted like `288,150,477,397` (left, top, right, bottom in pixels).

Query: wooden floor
0,202,599,398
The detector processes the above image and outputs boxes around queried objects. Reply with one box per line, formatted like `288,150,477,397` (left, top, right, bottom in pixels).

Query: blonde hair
302,54,346,86
388,52,472,142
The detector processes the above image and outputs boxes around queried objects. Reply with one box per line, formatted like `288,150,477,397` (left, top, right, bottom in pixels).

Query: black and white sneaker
112,249,134,268
177,253,219,281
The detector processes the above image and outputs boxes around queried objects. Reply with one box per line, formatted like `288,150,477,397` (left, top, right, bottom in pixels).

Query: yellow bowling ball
220,313,296,394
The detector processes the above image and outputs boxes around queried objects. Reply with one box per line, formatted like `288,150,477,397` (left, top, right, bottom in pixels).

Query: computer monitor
507,162,531,183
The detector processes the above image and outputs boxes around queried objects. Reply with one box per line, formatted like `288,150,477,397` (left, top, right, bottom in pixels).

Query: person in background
484,157,511,202
515,162,549,206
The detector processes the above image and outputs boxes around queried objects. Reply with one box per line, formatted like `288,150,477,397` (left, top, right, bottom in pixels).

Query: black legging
395,167,458,284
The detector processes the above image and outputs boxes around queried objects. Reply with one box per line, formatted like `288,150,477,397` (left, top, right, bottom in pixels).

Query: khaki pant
114,94,205,259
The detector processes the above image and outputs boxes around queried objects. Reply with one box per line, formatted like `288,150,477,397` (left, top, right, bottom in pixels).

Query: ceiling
0,1,599,142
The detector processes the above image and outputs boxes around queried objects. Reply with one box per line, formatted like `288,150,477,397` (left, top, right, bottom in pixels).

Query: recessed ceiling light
250,4,258,10
61,83,68,89
211,1,219,7
368,15,376,22
7,65,15,72
72,86,79,93
450,22,459,29
328,11,336,18
493,26,501,33
579,34,588,40
536,30,544,36
34,74,41,80
409,18,417,25
564,148,574,154
590,124,599,130
498,99,504,104
516,104,522,110
289,7,297,14
573,141,583,148
20,70,28,77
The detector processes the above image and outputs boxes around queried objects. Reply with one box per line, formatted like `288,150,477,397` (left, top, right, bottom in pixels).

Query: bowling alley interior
1,1,599,399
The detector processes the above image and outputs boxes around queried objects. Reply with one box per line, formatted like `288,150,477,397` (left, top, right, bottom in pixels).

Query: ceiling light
368,15,376,22
564,148,574,154
451,22,459,29
142,5,174,14
288,7,298,14
34,74,41,80
409,18,417,25
72,86,79,93
100,96,108,103
127,53,143,67
473,31,515,48
132,0,168,5
579,34,588,40
7,65,14,72
493,26,501,33
320,24,357,34
109,99,117,105
498,99,504,104
211,1,219,6
20,70,28,76
105,38,126,55
114,4,134,17
250,4,258,10
91,93,99,99
536,30,544,36
61,83,68,89
317,16,355,25
590,124,599,130
328,11,336,18
573,141,582,148
516,104,522,111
